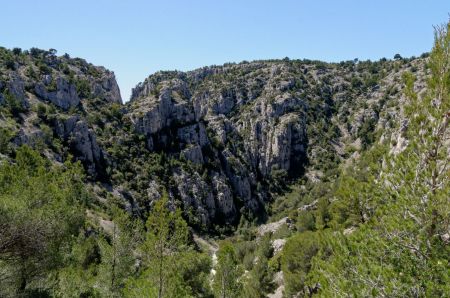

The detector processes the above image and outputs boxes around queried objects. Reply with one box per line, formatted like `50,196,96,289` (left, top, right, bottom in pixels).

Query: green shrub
75,78,91,98
38,63,52,75
0,127,15,154
3,90,25,116
281,231,323,296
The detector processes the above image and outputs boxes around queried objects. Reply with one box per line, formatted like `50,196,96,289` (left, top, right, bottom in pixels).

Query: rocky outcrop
172,168,237,225
53,116,104,176
6,76,26,101
210,172,236,220
2,75,29,108
92,70,122,104
257,217,291,236
0,46,427,228
126,65,312,223
243,107,307,177
272,239,287,254
35,77,80,110
13,129,45,148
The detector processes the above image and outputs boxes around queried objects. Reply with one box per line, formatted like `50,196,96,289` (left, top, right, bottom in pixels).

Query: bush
12,47,22,55
281,231,323,296
36,103,48,119
30,47,42,57
4,56,16,70
0,127,15,154
296,210,316,232
3,90,25,116
75,78,91,98
0,146,87,295
38,63,52,75
269,168,288,193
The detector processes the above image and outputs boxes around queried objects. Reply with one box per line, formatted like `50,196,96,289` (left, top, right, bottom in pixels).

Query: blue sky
1,1,448,101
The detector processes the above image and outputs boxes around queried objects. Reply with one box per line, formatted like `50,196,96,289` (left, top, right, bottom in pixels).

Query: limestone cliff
0,47,427,229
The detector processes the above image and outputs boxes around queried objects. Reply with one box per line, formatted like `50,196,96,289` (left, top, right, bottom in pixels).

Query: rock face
6,75,26,102
0,47,427,229
53,116,104,176
92,70,122,104
0,48,120,179
123,58,426,226
35,77,80,110
3,75,29,109
127,69,312,223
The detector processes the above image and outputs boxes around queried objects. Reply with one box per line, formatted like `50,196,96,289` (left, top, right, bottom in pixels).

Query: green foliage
242,234,274,298
4,56,16,70
35,102,50,121
139,193,189,297
123,273,159,297
286,21,450,297
97,207,143,296
357,116,378,149
295,210,316,232
268,168,288,193
124,193,211,297
12,47,22,55
38,62,52,75
54,236,102,297
0,126,15,154
46,76,58,92
2,90,25,116
54,210,142,297
212,241,243,298
75,78,91,98
281,231,323,296
176,251,213,298
0,146,87,296
25,65,39,80
351,75,363,89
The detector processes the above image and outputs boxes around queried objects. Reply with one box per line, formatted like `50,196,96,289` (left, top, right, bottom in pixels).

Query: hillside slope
0,47,428,230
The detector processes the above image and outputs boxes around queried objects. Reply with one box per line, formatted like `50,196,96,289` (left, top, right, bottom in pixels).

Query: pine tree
97,207,142,296
377,20,450,296
125,192,190,298
242,234,274,298
212,241,243,298
306,20,450,297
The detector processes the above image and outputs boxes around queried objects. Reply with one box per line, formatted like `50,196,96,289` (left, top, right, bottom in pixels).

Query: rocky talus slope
0,47,427,229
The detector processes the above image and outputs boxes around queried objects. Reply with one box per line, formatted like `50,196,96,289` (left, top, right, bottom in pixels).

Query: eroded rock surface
0,47,427,228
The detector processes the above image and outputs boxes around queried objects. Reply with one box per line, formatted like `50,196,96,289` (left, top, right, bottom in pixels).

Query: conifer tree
98,207,142,296
212,241,243,298
125,192,189,298
307,21,450,297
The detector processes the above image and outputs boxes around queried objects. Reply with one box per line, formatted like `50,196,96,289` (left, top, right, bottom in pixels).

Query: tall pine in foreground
97,207,143,296
212,241,243,298
124,193,191,298
306,21,449,297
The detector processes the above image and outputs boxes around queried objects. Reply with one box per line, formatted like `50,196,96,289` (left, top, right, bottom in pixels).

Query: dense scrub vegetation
200,21,449,298
0,147,212,297
0,21,448,297
224,22,449,297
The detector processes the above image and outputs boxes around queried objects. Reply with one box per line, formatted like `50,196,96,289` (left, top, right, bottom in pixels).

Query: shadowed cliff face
126,65,311,224
0,47,427,229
